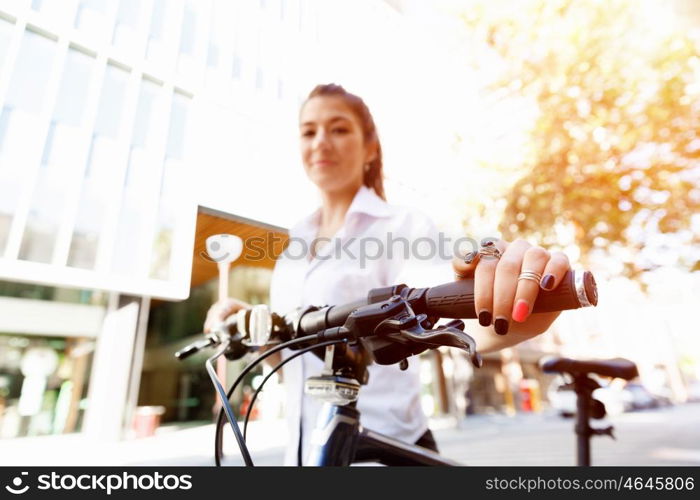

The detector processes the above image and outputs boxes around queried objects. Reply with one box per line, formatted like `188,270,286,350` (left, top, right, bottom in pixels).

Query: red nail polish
513,300,530,322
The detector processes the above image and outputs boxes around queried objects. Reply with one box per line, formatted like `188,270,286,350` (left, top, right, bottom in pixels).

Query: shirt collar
347,185,392,219
291,185,391,238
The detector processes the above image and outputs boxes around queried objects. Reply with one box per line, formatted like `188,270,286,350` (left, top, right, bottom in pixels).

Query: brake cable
214,335,348,466
242,340,345,440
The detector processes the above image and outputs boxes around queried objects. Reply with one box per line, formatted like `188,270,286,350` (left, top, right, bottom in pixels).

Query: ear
364,140,378,164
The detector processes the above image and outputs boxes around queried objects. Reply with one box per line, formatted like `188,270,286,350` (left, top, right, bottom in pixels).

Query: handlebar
177,269,596,361
297,269,596,337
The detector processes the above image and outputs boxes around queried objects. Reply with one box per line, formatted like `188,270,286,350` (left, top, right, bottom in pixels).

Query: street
436,403,700,466
174,402,700,466
1,403,698,467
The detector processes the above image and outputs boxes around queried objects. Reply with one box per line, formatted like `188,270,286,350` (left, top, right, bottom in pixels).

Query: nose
311,127,330,151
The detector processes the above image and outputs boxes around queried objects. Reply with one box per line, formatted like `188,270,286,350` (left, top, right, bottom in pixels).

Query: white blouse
268,185,453,465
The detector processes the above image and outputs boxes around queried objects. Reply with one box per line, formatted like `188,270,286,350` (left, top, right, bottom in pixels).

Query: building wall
0,0,420,439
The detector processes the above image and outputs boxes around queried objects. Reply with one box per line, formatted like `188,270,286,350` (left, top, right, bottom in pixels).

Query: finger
204,299,244,333
452,254,479,280
453,238,509,279
473,239,508,327
512,246,550,323
539,251,571,291
452,243,480,280
203,303,223,333
492,239,532,335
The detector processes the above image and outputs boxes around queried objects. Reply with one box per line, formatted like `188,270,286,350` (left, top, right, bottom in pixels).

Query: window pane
17,170,64,263
111,82,165,277
165,92,188,160
66,187,102,269
0,17,14,74
232,54,241,78
0,30,57,256
74,0,110,29
255,67,263,89
0,106,11,154
20,49,96,263
0,106,14,252
111,194,141,276
146,0,168,61
178,6,196,56
115,0,139,30
67,64,129,269
131,79,159,149
124,78,160,187
112,0,140,50
93,64,128,139
149,0,166,40
41,48,94,167
53,49,93,127
5,30,56,115
207,43,218,68
150,93,190,280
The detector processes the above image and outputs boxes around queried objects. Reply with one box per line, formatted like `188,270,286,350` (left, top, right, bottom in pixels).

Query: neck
318,185,362,230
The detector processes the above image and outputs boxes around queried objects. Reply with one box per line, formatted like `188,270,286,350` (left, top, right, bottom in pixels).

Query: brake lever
375,316,482,368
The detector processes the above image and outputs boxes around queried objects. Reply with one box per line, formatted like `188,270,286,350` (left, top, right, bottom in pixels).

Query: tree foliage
460,0,700,279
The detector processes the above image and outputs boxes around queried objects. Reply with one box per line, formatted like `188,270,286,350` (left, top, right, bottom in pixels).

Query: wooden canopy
190,206,289,289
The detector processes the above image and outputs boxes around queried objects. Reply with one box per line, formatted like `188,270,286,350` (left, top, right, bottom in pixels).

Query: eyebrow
300,116,352,128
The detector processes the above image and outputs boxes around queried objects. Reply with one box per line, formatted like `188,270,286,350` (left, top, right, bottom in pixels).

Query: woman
204,84,570,465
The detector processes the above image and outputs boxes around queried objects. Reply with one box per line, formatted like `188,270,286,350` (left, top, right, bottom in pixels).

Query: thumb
452,251,479,280
452,238,508,280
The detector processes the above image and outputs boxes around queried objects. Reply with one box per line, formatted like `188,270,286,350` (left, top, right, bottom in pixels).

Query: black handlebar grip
424,270,597,319
175,337,216,360
298,298,368,336
175,343,201,360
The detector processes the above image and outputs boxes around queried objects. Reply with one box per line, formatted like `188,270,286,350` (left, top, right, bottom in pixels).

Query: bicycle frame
207,339,458,466
306,400,459,466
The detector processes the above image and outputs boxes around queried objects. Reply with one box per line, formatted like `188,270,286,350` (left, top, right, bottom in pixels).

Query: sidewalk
0,415,459,467
0,419,288,467
2,404,698,466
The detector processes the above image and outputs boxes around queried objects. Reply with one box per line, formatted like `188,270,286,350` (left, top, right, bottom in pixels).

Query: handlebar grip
297,299,367,336
424,270,597,319
175,337,215,360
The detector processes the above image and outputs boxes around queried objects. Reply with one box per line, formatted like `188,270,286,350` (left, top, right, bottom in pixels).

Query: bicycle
176,269,599,466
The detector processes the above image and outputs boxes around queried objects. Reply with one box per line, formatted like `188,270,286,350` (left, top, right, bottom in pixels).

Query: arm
464,311,561,354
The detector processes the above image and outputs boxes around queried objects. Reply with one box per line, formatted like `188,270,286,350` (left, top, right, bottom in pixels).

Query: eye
332,127,349,134
301,129,315,138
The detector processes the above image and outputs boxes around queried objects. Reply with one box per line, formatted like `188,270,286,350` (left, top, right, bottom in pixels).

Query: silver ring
518,270,543,284
478,240,502,261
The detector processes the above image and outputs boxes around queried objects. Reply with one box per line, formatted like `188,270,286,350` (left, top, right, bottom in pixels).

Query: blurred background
0,0,698,465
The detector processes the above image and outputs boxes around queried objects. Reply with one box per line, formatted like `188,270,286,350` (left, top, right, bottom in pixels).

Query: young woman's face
299,96,375,197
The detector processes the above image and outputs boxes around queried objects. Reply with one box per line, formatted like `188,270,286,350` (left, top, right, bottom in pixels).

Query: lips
312,160,336,167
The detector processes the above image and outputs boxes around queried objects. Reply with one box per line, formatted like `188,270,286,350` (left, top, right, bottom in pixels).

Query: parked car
622,382,672,410
687,381,700,403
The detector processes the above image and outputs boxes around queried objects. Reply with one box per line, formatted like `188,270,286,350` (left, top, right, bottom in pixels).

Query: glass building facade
0,0,324,439
0,0,438,440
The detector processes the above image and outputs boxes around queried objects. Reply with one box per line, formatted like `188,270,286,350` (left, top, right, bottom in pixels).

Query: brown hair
303,83,386,200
